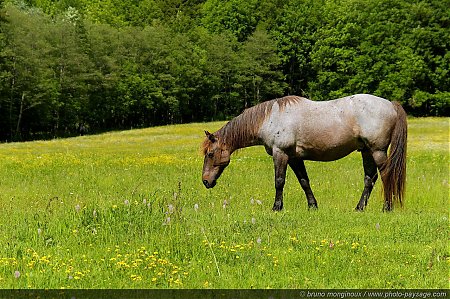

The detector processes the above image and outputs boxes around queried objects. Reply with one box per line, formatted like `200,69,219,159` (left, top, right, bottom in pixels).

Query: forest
0,0,448,141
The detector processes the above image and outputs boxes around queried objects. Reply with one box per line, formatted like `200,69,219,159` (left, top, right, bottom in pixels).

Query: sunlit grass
0,118,448,288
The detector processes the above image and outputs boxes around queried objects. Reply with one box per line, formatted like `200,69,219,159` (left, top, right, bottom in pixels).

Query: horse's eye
208,152,214,158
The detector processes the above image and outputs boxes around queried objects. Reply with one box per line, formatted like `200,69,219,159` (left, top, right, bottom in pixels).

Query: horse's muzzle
203,179,216,189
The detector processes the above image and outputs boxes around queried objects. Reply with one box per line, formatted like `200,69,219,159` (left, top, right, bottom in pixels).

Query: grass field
0,118,448,289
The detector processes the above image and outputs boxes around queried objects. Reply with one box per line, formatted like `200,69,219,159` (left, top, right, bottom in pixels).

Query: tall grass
0,118,448,289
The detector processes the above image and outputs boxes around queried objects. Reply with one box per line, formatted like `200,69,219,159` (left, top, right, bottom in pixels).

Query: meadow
0,118,448,289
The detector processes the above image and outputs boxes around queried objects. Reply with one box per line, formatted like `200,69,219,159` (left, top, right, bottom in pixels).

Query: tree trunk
15,92,25,140
9,57,16,139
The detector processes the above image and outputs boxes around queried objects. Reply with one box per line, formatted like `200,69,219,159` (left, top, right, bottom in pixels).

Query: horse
201,94,407,211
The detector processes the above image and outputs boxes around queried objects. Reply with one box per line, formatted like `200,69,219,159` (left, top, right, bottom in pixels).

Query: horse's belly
296,140,360,161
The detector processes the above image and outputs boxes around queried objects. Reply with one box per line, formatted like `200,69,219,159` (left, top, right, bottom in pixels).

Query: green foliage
271,0,325,95
0,0,448,141
308,0,450,116
201,0,260,42
0,118,448,288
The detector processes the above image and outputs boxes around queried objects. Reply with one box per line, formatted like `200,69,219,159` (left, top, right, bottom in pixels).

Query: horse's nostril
203,179,216,188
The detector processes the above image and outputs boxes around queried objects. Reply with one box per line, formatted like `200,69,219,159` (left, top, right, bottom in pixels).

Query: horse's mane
202,96,302,153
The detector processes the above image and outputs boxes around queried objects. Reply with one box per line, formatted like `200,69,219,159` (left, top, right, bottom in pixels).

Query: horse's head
201,131,230,188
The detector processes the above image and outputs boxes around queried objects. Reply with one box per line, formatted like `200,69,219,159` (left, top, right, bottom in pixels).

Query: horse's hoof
383,203,393,212
272,204,283,211
355,205,365,212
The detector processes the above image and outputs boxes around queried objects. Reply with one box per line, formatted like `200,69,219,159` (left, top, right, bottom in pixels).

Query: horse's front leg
272,148,289,211
288,157,318,209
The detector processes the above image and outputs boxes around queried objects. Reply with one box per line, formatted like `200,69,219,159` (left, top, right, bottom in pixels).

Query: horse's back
259,94,398,160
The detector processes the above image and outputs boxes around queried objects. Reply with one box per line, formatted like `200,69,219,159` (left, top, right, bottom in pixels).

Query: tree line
0,0,448,141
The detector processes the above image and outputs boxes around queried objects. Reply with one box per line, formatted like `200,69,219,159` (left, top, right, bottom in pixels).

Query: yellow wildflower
174,279,182,285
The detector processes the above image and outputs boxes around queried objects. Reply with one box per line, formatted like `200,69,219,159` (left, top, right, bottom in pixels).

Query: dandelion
143,198,147,205
194,203,199,212
257,237,262,244
375,223,380,230
251,217,256,224
256,200,262,205
124,200,130,206
14,271,20,279
93,209,97,218
250,198,255,205
329,240,335,249
222,200,228,209
168,204,174,214
37,228,42,236
75,204,80,212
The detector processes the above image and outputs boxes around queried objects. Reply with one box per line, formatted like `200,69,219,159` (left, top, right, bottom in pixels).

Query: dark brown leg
272,148,288,211
372,150,392,212
355,150,378,211
288,157,318,209
372,150,390,211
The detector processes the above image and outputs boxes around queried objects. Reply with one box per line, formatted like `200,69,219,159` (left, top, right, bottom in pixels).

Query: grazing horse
201,94,407,211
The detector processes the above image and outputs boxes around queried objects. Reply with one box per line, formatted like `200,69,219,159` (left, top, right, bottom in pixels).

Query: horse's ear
205,131,216,142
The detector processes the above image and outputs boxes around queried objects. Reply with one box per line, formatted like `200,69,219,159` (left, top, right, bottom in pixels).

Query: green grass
0,118,448,289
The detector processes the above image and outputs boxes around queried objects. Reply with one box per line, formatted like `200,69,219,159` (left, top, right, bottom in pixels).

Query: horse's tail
381,102,407,210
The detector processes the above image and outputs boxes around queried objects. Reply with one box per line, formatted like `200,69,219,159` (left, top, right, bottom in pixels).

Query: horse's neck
218,117,262,153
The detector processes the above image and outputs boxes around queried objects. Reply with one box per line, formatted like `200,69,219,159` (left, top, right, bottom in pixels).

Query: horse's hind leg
355,149,378,211
288,158,318,209
371,150,391,211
